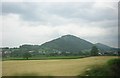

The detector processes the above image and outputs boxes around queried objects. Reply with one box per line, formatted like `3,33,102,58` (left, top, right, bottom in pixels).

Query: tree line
1,45,119,60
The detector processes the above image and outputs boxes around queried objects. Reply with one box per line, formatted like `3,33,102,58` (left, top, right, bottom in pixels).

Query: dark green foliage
8,45,40,57
118,52,120,56
81,58,120,76
20,44,40,51
118,49,120,56
81,65,110,76
95,43,118,56
95,43,112,51
23,52,32,60
2,47,10,57
40,35,93,53
91,46,99,56
107,58,120,76
80,50,91,56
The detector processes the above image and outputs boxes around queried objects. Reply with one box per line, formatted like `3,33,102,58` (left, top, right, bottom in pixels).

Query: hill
95,43,112,51
40,35,115,54
40,35,93,53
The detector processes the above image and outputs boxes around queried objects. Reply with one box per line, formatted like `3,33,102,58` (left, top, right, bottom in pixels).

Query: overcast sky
1,1,118,48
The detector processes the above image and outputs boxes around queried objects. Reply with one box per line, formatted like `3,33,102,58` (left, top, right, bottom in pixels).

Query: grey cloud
2,2,118,26
2,2,41,21
1,2,118,48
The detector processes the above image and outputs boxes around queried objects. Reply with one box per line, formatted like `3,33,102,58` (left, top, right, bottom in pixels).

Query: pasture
2,56,118,76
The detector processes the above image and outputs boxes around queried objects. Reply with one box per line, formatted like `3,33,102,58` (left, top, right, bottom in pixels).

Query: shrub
80,58,120,76
107,58,120,76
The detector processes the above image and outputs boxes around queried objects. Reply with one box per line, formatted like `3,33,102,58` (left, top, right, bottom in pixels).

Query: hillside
95,43,112,51
40,35,93,53
40,35,115,54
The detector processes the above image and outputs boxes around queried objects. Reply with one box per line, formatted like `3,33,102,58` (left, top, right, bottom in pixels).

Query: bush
80,58,120,76
107,58,120,76
80,65,110,76
23,52,32,60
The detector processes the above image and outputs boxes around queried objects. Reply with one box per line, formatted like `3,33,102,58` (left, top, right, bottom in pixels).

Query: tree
23,52,32,60
118,49,120,56
118,51,120,57
91,46,99,56
2,47,10,58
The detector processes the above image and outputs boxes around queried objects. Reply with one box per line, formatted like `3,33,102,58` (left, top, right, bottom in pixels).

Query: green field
2,56,118,76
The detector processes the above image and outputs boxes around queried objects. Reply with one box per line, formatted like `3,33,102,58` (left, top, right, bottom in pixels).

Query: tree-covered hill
95,43,112,51
40,35,94,53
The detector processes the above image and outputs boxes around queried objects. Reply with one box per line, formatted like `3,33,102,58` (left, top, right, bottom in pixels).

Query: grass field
2,56,118,76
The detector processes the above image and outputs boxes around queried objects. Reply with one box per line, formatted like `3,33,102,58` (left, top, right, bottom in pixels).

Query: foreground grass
0,61,2,77
80,58,120,76
2,56,118,76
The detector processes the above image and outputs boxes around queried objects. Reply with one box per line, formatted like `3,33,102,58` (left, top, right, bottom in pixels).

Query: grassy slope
2,56,118,76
